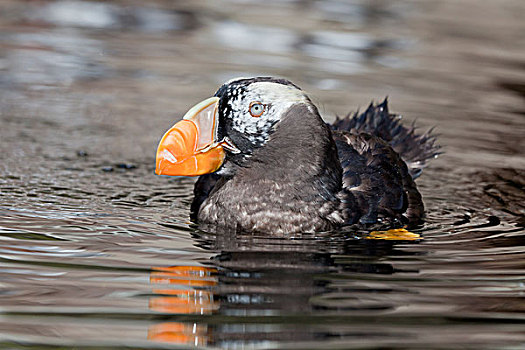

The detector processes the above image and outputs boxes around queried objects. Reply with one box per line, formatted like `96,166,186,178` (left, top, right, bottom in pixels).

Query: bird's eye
249,102,265,117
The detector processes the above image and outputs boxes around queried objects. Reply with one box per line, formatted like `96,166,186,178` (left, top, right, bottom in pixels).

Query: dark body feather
187,78,439,234
196,104,343,234
192,104,436,233
332,99,441,179
333,131,423,227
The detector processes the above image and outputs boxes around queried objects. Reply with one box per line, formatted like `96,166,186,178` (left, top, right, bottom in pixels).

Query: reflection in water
149,322,209,346
142,223,525,348
148,266,217,346
146,233,418,348
149,266,218,314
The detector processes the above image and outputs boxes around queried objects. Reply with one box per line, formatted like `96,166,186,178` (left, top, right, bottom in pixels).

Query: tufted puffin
155,77,440,234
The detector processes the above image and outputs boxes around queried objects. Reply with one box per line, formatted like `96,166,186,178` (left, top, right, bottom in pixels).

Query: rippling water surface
1,0,524,349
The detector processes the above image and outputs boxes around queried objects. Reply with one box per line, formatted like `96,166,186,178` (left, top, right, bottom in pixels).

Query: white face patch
225,81,310,145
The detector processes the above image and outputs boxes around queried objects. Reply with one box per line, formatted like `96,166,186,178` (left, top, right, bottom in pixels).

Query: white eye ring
249,102,265,117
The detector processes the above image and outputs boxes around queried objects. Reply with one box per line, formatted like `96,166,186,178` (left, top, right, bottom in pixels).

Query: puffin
155,77,439,234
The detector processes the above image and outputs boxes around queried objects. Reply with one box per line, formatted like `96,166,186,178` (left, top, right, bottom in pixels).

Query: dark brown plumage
188,77,440,234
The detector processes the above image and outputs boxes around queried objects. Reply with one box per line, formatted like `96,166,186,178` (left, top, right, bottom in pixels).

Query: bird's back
331,99,440,227
331,99,440,179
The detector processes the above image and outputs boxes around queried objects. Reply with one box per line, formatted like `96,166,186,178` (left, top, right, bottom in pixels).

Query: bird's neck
236,103,342,198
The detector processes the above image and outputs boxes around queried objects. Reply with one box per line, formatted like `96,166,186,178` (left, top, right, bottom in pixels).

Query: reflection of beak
149,265,219,314
155,97,225,176
148,322,208,346
148,265,218,346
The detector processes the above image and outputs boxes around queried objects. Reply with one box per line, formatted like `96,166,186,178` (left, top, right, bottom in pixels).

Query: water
0,0,524,349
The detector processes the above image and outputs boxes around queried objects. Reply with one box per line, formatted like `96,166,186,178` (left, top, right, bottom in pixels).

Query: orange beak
155,97,226,176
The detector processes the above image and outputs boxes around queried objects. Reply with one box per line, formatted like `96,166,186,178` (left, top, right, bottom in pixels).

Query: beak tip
155,158,167,176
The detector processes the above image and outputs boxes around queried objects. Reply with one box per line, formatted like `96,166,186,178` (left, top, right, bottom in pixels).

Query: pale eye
249,102,265,117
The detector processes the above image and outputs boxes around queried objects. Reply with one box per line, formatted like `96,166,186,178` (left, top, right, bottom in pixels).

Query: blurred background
0,1,524,349
2,0,524,169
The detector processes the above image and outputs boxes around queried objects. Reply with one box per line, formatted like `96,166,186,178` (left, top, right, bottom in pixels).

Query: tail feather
331,99,441,179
